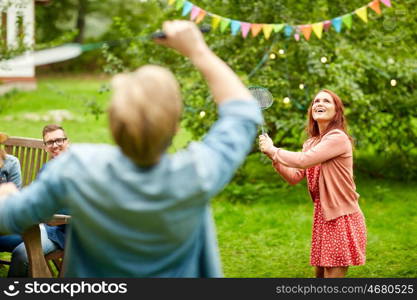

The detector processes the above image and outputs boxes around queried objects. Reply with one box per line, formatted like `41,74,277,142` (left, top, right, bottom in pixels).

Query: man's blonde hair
109,65,182,166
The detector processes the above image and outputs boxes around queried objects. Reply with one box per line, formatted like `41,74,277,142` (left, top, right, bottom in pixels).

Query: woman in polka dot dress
259,89,366,278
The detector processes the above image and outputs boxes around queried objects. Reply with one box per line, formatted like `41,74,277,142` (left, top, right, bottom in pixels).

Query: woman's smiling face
311,91,336,122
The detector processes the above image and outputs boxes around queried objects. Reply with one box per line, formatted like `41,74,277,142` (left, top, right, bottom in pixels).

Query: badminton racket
249,86,274,135
1,25,211,67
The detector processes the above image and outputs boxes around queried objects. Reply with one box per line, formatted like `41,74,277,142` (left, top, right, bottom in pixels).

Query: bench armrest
46,214,71,226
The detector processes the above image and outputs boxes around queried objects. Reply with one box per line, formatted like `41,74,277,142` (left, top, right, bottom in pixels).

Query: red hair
306,89,352,142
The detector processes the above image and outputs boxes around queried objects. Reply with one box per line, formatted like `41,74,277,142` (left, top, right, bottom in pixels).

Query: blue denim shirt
0,155,22,189
0,99,262,277
38,163,69,249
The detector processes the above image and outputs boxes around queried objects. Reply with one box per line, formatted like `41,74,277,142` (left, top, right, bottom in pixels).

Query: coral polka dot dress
307,165,367,267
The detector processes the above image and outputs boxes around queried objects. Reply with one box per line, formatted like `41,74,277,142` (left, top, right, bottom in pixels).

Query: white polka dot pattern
307,165,367,267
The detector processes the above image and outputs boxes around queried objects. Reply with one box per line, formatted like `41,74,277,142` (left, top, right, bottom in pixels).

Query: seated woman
0,132,22,259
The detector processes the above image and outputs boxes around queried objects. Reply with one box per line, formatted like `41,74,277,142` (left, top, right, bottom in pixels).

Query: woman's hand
0,182,18,199
258,134,276,159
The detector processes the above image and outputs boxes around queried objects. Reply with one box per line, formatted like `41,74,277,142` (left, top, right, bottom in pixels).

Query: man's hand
0,182,18,198
154,20,209,59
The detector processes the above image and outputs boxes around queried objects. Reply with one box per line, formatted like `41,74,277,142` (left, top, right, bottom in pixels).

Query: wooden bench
1,136,69,277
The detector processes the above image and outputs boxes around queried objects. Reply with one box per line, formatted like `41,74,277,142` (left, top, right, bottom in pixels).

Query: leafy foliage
32,0,417,178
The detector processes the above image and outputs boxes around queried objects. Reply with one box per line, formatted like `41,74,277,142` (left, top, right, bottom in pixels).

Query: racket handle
261,125,266,135
151,24,211,39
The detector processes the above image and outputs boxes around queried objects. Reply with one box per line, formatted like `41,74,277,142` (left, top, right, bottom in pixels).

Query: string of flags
167,0,393,41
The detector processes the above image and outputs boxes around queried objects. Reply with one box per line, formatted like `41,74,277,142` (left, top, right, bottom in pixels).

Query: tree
35,0,417,178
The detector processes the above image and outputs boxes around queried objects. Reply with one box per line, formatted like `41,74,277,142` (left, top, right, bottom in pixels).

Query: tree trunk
74,0,88,43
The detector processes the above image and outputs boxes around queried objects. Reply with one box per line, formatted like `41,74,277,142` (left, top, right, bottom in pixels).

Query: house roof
35,0,52,4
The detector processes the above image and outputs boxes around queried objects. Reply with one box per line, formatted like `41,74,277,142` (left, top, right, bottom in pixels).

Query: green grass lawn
0,75,112,143
214,162,417,277
0,77,416,278
0,75,191,149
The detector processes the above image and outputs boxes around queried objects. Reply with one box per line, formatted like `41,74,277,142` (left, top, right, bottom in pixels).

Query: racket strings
249,87,273,109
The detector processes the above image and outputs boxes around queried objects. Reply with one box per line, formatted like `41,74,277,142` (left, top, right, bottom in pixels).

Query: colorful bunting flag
251,24,263,37
195,10,206,24
211,15,221,30
220,18,231,33
380,0,391,7
170,0,392,41
182,1,192,16
323,20,332,32
263,24,273,40
176,0,185,11
355,6,368,23
300,25,312,40
230,20,241,36
241,22,251,38
342,14,352,29
369,0,382,14
273,24,284,33
294,33,300,41
284,25,293,37
190,6,200,21
312,22,323,39
332,17,342,33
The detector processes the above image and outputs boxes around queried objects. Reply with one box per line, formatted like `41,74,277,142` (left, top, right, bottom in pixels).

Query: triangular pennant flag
220,18,231,33
332,17,342,33
251,24,263,37
241,22,251,38
355,6,368,23
380,0,391,7
211,15,221,31
300,25,312,40
369,0,382,14
230,20,241,36
195,10,206,24
181,1,192,16
342,14,352,29
190,6,200,21
176,0,185,11
312,22,323,39
262,24,273,40
273,24,284,33
294,33,300,41
323,20,332,31
168,0,175,5
284,25,293,37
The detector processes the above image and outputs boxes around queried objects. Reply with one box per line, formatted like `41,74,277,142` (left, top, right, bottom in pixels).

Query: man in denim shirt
0,21,262,277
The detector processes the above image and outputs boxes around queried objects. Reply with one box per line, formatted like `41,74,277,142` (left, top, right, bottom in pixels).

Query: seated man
6,124,69,277
0,21,262,277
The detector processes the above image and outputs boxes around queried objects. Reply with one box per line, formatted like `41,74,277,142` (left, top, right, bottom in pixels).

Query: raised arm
155,20,252,105
157,21,261,198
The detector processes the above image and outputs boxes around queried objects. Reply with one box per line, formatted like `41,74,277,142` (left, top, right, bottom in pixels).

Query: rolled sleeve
218,99,263,125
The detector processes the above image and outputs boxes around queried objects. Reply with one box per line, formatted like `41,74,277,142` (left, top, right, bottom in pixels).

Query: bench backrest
1,136,54,277
1,136,49,186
